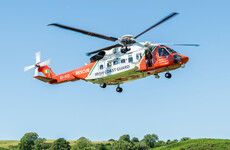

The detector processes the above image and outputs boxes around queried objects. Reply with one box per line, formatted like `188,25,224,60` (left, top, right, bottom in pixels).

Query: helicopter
24,12,199,92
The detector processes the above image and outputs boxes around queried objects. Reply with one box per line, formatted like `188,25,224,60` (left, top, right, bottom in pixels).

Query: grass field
153,139,230,150
0,140,111,149
0,141,18,149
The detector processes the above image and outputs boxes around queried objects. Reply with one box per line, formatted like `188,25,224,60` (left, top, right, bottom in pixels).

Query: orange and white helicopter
24,12,199,92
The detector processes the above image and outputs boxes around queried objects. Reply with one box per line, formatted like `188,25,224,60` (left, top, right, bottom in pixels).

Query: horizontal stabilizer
34,76,57,83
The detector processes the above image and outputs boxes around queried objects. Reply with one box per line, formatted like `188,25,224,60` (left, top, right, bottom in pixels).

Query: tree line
0,132,191,150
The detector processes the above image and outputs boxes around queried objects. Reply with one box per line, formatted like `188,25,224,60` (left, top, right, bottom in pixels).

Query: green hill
153,139,230,150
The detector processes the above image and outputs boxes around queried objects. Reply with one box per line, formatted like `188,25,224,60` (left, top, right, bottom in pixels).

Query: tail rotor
24,52,51,78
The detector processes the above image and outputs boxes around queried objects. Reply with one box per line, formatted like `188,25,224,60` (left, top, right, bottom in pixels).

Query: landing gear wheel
116,87,123,93
165,72,172,79
100,82,106,88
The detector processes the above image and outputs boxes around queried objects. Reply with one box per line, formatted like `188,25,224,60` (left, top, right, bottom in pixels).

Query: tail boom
36,62,96,84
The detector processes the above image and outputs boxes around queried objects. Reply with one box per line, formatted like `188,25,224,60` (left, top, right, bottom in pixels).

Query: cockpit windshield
158,47,170,57
166,47,177,54
158,46,178,57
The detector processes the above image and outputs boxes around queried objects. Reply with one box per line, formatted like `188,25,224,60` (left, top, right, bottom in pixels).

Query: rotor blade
135,12,178,39
87,43,122,55
40,59,51,67
48,23,118,42
24,65,35,72
170,44,200,46
36,52,41,63
34,68,38,77
156,43,200,47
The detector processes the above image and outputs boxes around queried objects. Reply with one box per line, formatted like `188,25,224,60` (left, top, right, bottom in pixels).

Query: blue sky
0,0,230,141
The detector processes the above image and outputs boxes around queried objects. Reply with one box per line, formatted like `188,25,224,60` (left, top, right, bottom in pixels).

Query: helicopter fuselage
36,44,188,86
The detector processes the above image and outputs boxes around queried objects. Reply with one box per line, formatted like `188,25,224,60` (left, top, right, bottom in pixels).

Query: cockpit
158,46,177,57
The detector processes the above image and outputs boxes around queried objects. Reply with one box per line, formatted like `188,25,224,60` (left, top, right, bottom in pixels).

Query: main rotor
48,12,198,55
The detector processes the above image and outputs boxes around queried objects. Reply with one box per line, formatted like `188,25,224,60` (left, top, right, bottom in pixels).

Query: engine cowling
90,51,106,62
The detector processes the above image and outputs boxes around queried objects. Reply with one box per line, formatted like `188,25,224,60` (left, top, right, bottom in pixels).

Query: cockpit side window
158,47,170,57
166,47,177,54
136,53,142,61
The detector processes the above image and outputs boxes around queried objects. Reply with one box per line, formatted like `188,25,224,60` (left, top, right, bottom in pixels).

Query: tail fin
38,65,56,78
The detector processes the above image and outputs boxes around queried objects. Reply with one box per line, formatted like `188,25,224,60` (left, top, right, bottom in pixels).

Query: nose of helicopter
173,54,189,64
181,55,189,64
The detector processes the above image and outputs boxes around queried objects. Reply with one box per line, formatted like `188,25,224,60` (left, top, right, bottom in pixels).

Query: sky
0,0,230,142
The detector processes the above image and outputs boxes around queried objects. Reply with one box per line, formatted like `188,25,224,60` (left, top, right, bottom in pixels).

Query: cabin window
107,62,112,67
100,64,104,70
113,60,119,65
121,59,126,63
128,57,133,63
158,47,170,57
136,53,142,61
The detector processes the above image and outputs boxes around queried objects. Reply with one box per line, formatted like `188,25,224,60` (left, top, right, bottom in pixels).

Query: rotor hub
120,35,136,46
35,63,40,68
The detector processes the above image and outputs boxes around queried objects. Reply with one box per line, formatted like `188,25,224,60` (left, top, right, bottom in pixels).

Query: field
0,141,18,149
0,140,111,149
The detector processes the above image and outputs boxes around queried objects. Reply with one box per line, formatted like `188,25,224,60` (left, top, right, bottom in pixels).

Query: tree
131,137,139,143
18,132,39,150
119,134,130,142
166,139,178,145
135,142,149,150
170,139,178,144
166,139,171,145
180,137,191,142
112,140,136,150
95,143,107,150
34,138,46,150
71,137,94,150
154,140,166,147
108,139,115,142
142,134,158,148
50,138,71,150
